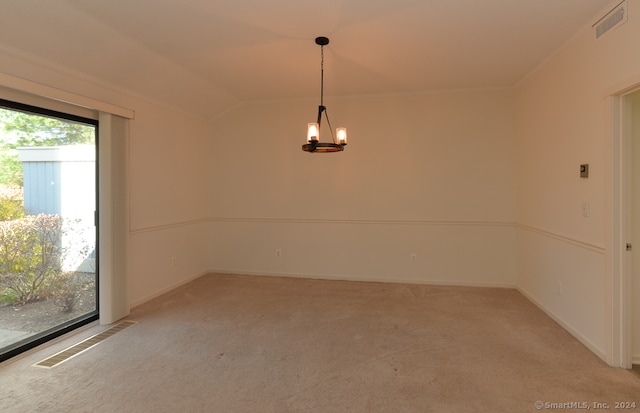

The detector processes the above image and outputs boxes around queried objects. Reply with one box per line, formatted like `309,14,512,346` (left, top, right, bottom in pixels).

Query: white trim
607,94,622,368
621,92,635,370
208,218,602,253
133,217,514,236
98,113,131,324
0,72,134,119
517,286,607,362
516,224,606,254
0,85,96,120
605,72,640,98
608,81,640,369
129,218,210,235
209,216,514,227
98,114,116,324
207,269,516,289
130,271,208,308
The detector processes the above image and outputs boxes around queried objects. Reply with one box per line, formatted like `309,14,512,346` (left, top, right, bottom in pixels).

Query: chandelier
302,36,347,153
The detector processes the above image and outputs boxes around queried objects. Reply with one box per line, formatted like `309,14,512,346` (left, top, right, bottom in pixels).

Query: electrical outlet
171,257,177,267
409,253,416,263
275,249,282,257
556,281,564,296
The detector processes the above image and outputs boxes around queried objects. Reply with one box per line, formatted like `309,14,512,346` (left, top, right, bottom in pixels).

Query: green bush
0,287,19,304
0,214,65,304
50,272,85,313
0,185,24,221
0,199,24,221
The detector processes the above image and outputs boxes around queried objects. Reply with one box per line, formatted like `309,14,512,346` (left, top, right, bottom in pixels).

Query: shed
17,145,96,272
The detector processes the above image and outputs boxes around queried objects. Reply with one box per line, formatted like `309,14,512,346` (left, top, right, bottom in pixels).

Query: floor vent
33,320,137,369
594,0,627,39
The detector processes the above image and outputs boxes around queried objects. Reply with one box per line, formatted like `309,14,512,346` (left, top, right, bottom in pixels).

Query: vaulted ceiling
0,0,611,119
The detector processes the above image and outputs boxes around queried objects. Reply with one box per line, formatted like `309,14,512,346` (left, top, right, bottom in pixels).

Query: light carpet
0,273,638,412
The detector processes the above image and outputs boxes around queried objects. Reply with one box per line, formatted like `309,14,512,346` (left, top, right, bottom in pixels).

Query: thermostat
580,164,589,178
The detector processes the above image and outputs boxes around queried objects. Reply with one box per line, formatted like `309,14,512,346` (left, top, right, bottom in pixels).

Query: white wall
515,6,640,361
208,89,517,287
3,2,639,366
127,100,210,305
0,47,211,308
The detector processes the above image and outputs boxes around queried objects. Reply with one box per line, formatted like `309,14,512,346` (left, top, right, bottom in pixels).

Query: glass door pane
0,100,98,361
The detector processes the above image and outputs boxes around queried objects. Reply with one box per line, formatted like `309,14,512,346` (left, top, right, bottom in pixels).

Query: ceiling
0,0,612,119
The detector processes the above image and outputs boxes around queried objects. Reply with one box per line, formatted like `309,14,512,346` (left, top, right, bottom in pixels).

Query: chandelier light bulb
307,123,319,142
336,127,347,145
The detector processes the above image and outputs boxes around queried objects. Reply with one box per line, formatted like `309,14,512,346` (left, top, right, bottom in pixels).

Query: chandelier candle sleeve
307,123,319,142
336,127,347,145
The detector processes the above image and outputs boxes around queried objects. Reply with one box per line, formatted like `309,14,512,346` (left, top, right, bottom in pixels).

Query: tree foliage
0,107,95,187
0,108,94,148
0,185,24,221
0,152,23,186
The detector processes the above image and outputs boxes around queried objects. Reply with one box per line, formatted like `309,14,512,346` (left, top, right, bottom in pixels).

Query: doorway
631,90,640,370
0,99,99,362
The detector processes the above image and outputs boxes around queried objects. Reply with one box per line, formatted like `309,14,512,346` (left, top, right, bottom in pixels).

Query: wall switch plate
580,164,589,178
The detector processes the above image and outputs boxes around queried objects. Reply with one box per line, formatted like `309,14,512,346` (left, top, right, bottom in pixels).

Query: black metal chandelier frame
302,36,347,153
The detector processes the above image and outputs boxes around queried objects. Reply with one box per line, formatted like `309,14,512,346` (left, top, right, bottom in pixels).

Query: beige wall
0,47,211,307
208,90,517,286
515,8,640,361
127,100,210,305
2,1,640,365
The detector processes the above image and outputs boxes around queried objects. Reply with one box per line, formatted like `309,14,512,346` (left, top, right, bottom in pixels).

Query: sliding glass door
0,99,98,362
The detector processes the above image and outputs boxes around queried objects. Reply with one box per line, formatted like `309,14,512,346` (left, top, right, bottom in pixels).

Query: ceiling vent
593,0,628,39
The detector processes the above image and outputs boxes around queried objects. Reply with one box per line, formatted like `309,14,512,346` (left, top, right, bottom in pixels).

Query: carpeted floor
0,273,639,412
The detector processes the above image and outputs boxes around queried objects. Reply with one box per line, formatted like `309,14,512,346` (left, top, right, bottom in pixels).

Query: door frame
0,99,100,362
609,77,640,369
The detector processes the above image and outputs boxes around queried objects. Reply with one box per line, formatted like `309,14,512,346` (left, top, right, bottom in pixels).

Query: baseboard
207,268,516,289
633,355,640,365
130,271,208,308
517,286,607,363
